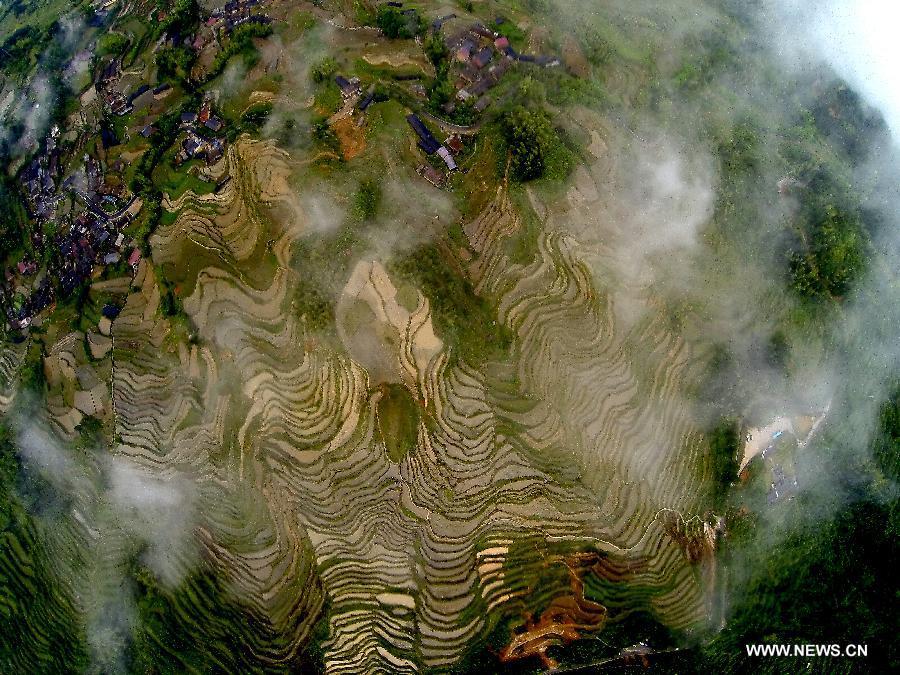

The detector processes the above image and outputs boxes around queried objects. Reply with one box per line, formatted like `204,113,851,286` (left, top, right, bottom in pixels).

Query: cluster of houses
334,74,380,115
441,19,560,115
153,0,273,69
206,0,272,36
406,114,465,188
5,123,144,332
177,95,228,165
95,54,174,122
53,193,143,298
21,126,66,222
97,58,134,117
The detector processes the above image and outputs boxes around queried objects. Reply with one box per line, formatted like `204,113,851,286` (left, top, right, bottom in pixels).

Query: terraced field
4,121,716,671
107,119,713,673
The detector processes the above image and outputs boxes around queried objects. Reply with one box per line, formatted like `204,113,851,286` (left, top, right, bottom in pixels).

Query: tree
311,57,337,84
376,5,422,39
157,0,200,36
97,33,129,57
376,5,405,38
155,46,195,83
790,204,866,299
707,418,741,509
424,33,448,68
500,106,568,181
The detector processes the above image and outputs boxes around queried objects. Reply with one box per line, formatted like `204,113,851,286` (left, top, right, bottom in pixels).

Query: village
0,0,561,335
1,0,256,336
325,5,560,189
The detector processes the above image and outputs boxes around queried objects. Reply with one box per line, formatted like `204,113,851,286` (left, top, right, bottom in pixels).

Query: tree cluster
707,417,741,509
375,5,423,39
310,57,337,84
789,203,866,300
203,21,273,84
500,106,569,181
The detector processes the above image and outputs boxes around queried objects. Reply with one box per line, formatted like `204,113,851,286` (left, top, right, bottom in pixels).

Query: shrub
354,179,382,221
311,57,337,84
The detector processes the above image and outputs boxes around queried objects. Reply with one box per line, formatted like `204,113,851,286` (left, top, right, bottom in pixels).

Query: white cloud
777,0,900,139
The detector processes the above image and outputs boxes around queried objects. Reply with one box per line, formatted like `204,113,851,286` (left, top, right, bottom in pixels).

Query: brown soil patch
332,117,366,161
248,90,275,107
499,554,608,670
362,50,432,76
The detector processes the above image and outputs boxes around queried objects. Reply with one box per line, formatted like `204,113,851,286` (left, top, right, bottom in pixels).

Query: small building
205,116,224,132
406,114,440,155
181,111,198,126
494,36,510,50
206,138,225,164
437,146,458,171
432,13,456,31
456,39,475,63
17,261,38,275
140,125,156,138
335,75,361,99
418,164,445,188
358,92,375,111
127,248,142,268
471,23,496,40
468,76,493,97
472,47,493,69
446,134,464,155
184,135,206,158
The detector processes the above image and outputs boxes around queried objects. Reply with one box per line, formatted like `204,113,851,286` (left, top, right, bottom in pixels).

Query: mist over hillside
0,0,896,673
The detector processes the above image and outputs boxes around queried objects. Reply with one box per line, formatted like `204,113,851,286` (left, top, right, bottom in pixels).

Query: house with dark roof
358,92,376,111
183,134,206,158
472,47,493,69
471,23,495,40
431,14,455,31
206,138,225,164
127,84,150,103
406,114,440,155
335,75,361,98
